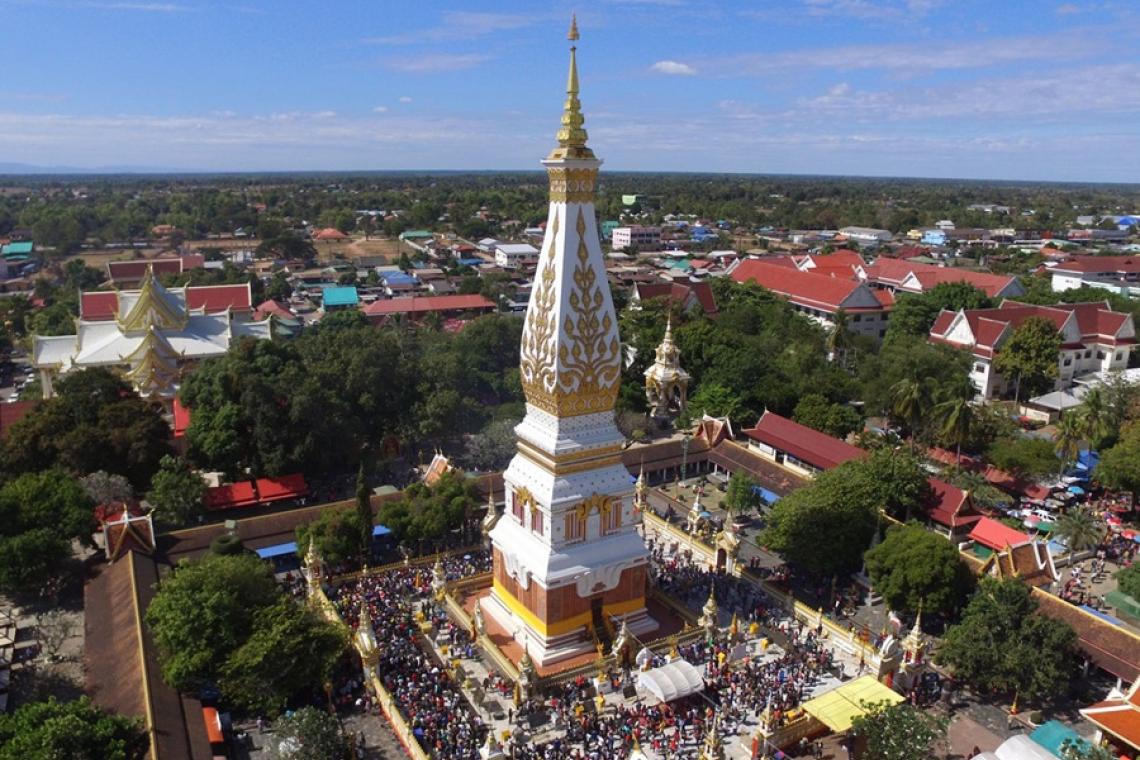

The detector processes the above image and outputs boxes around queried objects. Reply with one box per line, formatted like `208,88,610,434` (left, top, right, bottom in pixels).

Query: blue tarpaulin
752,486,781,504
1076,449,1099,472
255,542,297,559
372,525,392,537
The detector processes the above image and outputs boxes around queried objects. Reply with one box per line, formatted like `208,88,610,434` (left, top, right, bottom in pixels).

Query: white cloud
83,2,189,10
398,96,413,104
650,60,697,75
386,54,491,73
800,0,941,20
364,11,536,45
1056,3,1081,13
372,106,388,113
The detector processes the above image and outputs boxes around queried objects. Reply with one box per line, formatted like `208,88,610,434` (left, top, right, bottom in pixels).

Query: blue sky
0,0,1137,181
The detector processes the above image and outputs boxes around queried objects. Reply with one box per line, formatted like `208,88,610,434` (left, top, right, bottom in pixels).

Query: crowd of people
328,552,493,758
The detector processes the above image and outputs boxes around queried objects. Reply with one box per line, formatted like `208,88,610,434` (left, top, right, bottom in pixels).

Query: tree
79,471,134,505
724,472,762,514
355,463,373,561
884,282,992,341
0,696,146,760
993,316,1061,402
296,506,368,565
936,578,1079,702
146,553,280,692
1052,508,1103,553
849,700,948,760
264,707,349,760
1075,385,1113,449
860,335,970,421
0,470,94,594
462,418,520,471
864,524,975,616
1096,424,1140,497
793,393,863,439
145,455,207,528
1058,739,1117,760
1054,414,1084,477
264,271,294,302
889,373,935,444
219,600,347,716
686,382,744,425
3,368,172,488
986,436,1058,477
933,379,976,464
860,448,932,522
1115,564,1140,601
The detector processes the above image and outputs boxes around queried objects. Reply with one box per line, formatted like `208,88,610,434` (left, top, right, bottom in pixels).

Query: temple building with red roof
1080,679,1140,758
929,299,1135,398
1050,254,1140,294
741,410,866,477
858,257,1024,299
32,267,271,404
728,258,892,339
630,280,718,317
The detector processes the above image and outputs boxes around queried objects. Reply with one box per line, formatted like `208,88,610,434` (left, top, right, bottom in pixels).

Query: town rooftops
861,258,1023,298
1080,680,1140,751
742,410,867,471
361,294,496,317
925,477,980,529
312,227,348,241
930,300,1135,358
729,260,888,314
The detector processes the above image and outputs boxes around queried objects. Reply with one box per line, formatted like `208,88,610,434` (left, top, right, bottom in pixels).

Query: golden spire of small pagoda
550,13,594,160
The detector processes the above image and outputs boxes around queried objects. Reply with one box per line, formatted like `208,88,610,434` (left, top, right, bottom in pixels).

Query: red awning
968,517,1032,551
172,398,191,438
204,481,257,510
254,474,308,503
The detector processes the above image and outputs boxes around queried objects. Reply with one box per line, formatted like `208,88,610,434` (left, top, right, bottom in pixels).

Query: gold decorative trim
574,492,613,520
517,443,623,476
547,166,598,203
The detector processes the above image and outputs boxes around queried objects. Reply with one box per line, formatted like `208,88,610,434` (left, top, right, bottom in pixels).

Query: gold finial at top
549,15,594,160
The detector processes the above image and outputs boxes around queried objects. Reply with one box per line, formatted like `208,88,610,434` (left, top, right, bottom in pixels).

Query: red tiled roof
968,516,1032,551
172,398,191,438
81,291,121,320
313,227,348,240
926,477,980,528
253,299,296,321
872,289,895,308
1053,255,1140,275
107,258,183,283
0,399,37,438
186,283,252,313
362,294,495,316
204,481,257,510
180,253,206,270
254,474,308,503
634,281,718,316
731,260,883,313
742,411,867,471
863,258,1019,298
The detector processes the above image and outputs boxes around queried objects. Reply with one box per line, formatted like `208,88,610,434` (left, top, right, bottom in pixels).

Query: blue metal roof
383,272,419,286
255,542,298,559
321,286,359,307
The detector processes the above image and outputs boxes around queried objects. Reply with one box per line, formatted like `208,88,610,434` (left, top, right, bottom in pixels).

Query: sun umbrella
1068,485,1086,495
1121,529,1137,540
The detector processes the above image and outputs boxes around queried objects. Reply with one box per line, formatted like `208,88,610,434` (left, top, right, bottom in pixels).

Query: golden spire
549,14,594,160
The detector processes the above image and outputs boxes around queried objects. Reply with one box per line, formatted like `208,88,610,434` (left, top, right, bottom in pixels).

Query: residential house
929,300,1136,399
612,225,661,251
838,226,893,246
320,286,359,312
1049,255,1140,293
493,242,540,270
729,259,893,338
361,294,496,324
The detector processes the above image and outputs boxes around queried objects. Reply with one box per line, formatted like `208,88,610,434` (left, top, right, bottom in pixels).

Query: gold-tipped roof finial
549,14,594,160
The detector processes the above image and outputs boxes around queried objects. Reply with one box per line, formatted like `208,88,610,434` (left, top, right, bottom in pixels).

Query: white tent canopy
636,659,705,703
974,735,1058,760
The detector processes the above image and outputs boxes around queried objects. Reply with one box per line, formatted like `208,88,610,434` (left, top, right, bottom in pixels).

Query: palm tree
1054,414,1084,478
889,374,934,447
934,378,977,466
1076,386,1112,447
1053,507,1103,553
826,309,849,364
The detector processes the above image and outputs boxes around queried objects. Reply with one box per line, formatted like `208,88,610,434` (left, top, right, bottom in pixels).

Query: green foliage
1096,423,1140,496
861,448,933,521
849,700,948,760
145,455,206,528
992,316,1062,399
27,302,76,337
986,436,1058,477
146,553,280,692
1058,739,1118,760
219,600,347,716
3,368,172,487
296,506,367,565
724,472,762,514
1053,508,1103,553
264,707,349,760
792,393,863,438
0,470,94,593
936,578,1079,701
376,469,479,544
1116,564,1140,601
0,696,146,760
355,463,373,558
864,524,975,616
885,282,993,341
860,335,970,424
462,418,521,471
210,534,245,556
